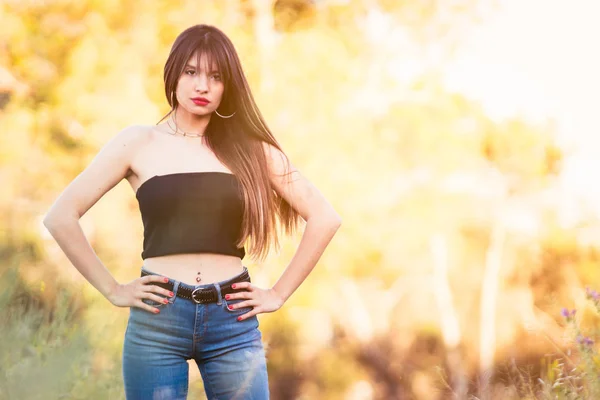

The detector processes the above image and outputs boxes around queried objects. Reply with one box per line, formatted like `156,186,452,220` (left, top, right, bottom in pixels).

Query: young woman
43,24,341,399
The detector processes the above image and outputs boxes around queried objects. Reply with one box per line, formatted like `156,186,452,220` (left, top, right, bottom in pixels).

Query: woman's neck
171,109,210,135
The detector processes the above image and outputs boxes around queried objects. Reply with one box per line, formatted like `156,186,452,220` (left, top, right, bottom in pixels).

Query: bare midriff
142,253,245,286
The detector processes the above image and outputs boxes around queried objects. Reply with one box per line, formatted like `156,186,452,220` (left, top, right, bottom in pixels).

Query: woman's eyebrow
184,64,219,72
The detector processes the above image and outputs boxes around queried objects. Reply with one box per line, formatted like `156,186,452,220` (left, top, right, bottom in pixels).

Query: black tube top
136,172,245,260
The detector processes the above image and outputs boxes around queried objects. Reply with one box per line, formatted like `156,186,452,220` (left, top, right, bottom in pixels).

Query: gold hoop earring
215,109,236,119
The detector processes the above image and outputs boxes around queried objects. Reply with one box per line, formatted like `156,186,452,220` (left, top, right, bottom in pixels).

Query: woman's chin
180,107,214,118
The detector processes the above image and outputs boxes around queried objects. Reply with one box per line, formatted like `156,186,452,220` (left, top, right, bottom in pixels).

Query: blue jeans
122,266,270,399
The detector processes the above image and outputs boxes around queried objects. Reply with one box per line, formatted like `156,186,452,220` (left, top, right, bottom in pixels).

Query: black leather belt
140,269,251,304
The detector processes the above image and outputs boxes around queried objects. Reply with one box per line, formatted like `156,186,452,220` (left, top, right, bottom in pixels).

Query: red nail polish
232,284,236,289
237,316,242,321
164,278,169,283
225,295,230,300
154,309,160,313
169,292,174,297
228,305,233,310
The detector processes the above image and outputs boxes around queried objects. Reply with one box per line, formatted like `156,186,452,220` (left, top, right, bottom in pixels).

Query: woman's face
174,52,224,117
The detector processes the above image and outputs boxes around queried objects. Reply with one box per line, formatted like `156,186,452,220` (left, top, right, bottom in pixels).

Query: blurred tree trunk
478,213,506,397
251,0,276,92
431,233,467,399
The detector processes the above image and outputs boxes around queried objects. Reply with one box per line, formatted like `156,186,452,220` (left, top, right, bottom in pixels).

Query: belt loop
170,281,180,304
213,283,223,305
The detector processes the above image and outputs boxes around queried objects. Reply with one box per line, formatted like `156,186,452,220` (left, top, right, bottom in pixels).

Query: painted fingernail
225,295,230,300
228,305,233,310
232,284,236,289
237,316,242,321
169,292,174,297
164,278,169,282
163,299,168,304
154,309,160,313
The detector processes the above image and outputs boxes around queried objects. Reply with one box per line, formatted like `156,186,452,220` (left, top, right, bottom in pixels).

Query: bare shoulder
105,124,158,171
261,141,297,177
110,124,154,150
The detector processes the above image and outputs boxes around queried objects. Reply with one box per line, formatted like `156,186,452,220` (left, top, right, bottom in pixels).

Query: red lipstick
191,97,210,106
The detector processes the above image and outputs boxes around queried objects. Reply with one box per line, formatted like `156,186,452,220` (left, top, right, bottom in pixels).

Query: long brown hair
158,24,300,261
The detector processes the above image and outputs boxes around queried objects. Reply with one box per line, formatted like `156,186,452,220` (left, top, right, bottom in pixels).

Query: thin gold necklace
166,118,205,138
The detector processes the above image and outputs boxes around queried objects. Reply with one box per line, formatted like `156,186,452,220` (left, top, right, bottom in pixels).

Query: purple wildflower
586,287,600,302
561,308,577,321
576,334,594,347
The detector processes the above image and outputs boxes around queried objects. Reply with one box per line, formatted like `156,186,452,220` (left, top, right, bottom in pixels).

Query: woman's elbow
303,204,341,229
43,212,62,231
43,208,76,231
330,211,342,227
325,208,342,230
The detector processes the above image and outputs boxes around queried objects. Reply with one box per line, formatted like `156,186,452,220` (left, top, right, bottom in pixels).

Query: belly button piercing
196,271,202,283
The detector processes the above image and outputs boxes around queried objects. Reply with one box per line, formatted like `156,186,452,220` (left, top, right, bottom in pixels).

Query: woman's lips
192,98,210,106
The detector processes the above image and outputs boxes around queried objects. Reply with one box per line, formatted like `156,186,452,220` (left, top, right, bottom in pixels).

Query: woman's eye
211,74,221,81
185,70,195,75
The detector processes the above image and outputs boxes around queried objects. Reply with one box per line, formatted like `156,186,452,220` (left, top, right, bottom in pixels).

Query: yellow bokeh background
2,1,600,399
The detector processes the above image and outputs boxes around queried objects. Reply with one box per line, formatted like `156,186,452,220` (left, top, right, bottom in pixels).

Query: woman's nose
195,75,209,92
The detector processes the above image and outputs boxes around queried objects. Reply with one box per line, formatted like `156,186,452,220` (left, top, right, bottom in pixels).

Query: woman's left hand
226,282,285,321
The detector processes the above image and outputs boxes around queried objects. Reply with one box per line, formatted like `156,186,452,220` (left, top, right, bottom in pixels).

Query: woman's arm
229,143,342,320
263,143,342,302
43,125,147,301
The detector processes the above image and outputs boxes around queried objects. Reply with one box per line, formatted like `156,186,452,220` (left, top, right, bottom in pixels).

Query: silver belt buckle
191,287,208,304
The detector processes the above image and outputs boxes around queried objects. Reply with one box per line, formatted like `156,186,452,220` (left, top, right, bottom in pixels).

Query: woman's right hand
108,275,174,313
